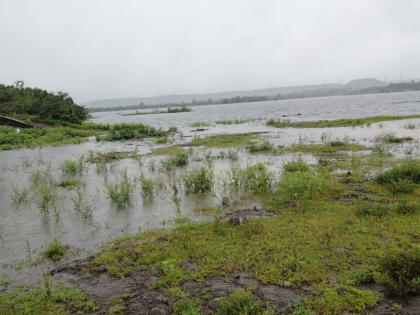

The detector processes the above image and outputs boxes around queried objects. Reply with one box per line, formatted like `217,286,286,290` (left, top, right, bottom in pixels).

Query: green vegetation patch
99,123,167,141
0,284,97,314
191,133,260,148
267,114,420,128
278,142,368,156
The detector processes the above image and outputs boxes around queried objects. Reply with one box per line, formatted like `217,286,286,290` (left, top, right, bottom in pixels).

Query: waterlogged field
0,92,419,314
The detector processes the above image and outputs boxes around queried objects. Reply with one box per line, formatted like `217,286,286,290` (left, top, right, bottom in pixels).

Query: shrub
107,172,134,208
355,201,389,218
215,289,268,315
183,167,213,194
396,200,420,215
380,246,420,297
283,160,309,173
61,158,84,175
44,239,67,261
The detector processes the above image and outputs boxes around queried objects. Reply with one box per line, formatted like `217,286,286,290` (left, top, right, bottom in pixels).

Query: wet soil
50,256,420,314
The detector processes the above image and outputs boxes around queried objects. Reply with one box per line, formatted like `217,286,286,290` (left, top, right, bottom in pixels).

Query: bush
61,158,84,175
44,239,67,261
396,200,420,215
283,160,309,173
183,167,213,194
107,172,134,208
215,289,269,315
355,201,389,218
389,179,417,194
380,246,420,297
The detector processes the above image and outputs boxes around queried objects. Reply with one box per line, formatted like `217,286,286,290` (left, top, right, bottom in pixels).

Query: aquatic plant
183,167,213,193
140,176,155,197
100,123,167,141
10,185,29,204
241,163,273,194
106,171,134,208
247,141,273,153
283,160,309,173
190,121,210,127
375,132,413,144
43,239,67,261
61,158,84,175
35,183,57,214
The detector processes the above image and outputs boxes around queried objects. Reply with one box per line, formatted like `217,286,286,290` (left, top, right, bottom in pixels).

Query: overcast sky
1,0,420,102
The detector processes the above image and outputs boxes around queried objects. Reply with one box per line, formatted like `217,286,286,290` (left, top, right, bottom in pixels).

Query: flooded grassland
0,92,419,314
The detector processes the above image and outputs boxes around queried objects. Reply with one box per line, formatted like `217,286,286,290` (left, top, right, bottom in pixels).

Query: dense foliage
0,83,88,124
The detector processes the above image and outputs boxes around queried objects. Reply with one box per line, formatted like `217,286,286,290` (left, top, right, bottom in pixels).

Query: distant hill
345,78,387,89
82,83,343,108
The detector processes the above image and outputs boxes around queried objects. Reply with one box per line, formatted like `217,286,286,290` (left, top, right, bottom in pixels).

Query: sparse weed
10,185,29,204
61,158,84,175
140,176,155,197
283,160,309,173
107,171,134,208
43,239,67,261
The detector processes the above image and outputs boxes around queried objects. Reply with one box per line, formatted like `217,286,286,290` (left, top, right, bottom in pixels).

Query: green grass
191,133,259,148
150,146,184,156
0,126,101,150
215,119,253,125
247,141,273,153
267,114,420,128
86,151,138,163
0,284,97,314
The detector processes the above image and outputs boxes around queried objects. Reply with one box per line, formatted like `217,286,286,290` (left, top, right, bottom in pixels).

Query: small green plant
10,185,29,204
140,176,155,197
380,246,420,297
283,160,309,173
61,158,84,175
389,179,416,194
396,200,420,215
241,163,273,194
43,239,67,261
215,289,268,315
404,122,417,129
183,167,213,194
36,183,57,214
107,171,134,208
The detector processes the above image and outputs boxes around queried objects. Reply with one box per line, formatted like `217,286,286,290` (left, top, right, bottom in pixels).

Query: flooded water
0,91,419,283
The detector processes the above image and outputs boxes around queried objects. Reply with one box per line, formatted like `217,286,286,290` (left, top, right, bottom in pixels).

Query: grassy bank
122,105,191,116
0,122,173,150
267,114,420,128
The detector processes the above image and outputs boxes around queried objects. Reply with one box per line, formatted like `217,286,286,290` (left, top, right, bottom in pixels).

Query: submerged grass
267,114,420,128
191,133,259,148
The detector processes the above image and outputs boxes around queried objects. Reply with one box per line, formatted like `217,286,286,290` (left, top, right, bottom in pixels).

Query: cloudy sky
1,0,420,102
